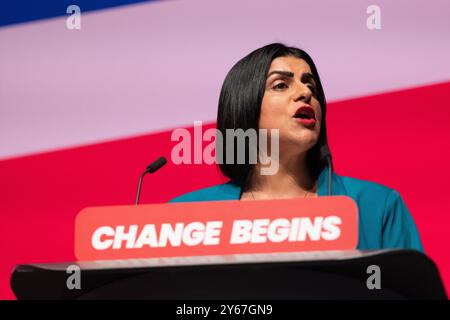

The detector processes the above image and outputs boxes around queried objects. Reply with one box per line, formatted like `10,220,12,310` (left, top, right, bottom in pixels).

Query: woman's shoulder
338,174,410,217
336,173,402,222
168,180,241,203
337,173,423,252
338,173,414,216
337,173,399,200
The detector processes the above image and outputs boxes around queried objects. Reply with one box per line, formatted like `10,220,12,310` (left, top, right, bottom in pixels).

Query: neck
245,152,317,198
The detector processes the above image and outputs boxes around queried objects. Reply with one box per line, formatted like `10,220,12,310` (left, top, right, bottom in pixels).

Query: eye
273,82,288,90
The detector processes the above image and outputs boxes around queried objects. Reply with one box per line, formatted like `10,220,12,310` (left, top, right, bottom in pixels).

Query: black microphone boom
320,145,333,196
135,156,167,205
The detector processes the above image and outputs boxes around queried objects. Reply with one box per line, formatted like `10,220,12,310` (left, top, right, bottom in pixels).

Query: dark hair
217,43,331,187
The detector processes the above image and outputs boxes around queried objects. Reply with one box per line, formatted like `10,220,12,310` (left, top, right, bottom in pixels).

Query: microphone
135,156,167,205
321,145,333,196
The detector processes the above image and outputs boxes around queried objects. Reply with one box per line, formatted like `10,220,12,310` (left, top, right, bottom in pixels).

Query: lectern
11,249,447,300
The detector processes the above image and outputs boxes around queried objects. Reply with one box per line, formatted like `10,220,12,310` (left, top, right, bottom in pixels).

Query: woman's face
260,56,322,154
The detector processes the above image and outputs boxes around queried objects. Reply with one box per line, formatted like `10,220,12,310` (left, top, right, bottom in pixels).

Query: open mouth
293,106,316,120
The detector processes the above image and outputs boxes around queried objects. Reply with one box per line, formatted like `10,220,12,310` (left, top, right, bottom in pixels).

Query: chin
281,134,318,151
296,129,319,142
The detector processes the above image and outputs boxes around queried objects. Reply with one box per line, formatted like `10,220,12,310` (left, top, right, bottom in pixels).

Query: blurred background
1,0,449,299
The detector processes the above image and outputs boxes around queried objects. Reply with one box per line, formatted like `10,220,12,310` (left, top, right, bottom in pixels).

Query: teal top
169,166,424,252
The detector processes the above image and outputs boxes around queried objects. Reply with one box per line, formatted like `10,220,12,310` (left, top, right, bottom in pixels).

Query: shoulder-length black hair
217,42,332,187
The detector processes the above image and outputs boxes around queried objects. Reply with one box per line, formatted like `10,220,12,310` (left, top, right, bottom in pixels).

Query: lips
293,105,316,120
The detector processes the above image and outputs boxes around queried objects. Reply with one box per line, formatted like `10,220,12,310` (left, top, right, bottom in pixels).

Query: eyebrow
267,70,316,83
267,70,294,78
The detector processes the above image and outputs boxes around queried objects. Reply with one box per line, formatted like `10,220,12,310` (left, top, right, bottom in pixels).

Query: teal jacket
169,166,424,252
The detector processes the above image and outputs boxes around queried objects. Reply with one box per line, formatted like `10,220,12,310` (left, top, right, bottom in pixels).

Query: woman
170,43,423,252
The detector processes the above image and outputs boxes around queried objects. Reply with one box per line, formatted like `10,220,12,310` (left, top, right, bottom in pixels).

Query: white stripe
1,0,449,159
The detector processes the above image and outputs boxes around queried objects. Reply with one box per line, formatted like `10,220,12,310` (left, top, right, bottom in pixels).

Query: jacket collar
317,165,348,196
229,165,347,198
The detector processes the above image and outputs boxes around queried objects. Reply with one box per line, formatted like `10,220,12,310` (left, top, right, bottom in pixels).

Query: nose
293,82,312,103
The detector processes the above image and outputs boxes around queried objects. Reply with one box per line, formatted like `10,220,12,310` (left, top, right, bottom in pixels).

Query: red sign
75,196,358,261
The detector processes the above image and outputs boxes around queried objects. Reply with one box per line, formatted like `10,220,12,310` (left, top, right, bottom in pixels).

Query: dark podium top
11,249,447,300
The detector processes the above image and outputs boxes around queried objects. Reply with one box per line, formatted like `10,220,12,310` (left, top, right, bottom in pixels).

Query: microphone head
146,156,167,173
